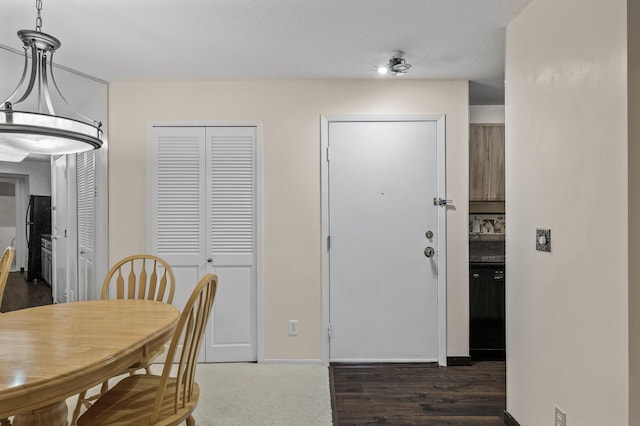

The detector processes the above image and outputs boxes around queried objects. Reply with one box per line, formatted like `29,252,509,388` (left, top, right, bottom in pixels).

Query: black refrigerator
26,195,51,282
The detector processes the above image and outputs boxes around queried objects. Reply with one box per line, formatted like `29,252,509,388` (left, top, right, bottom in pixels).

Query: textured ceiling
1,0,530,105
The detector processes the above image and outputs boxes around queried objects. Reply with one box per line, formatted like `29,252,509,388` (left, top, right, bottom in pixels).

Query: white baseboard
261,358,325,365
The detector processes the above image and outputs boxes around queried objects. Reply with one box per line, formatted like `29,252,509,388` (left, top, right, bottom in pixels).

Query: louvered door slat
155,135,203,255
205,127,257,362
77,150,96,302
208,133,255,261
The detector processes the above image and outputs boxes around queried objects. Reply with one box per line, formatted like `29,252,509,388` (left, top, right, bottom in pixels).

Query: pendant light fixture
0,0,102,158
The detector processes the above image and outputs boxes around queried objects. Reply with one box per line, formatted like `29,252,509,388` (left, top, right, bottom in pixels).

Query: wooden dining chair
77,273,218,426
0,246,15,311
0,247,15,426
72,254,176,425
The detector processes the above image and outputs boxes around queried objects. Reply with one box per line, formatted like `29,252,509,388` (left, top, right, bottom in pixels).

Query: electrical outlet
288,320,299,336
555,406,566,426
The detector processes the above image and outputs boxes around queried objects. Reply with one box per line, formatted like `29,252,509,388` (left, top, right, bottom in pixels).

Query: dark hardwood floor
1,271,53,312
330,361,506,425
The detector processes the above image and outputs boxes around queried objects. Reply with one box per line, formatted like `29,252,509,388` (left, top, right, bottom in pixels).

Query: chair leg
186,415,195,426
73,379,110,425
71,391,87,426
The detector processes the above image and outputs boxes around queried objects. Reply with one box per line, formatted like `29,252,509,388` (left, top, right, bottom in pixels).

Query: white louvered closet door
77,151,96,302
205,126,257,362
150,127,207,315
150,126,257,362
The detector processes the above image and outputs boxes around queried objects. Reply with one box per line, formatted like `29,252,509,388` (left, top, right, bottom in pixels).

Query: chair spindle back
151,273,218,423
101,254,175,304
0,247,15,309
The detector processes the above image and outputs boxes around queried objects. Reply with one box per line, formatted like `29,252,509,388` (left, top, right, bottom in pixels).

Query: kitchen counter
470,255,505,263
469,233,504,241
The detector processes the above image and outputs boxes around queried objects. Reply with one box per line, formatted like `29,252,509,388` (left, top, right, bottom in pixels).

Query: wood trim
504,411,521,426
331,362,438,369
446,356,472,366
328,366,340,425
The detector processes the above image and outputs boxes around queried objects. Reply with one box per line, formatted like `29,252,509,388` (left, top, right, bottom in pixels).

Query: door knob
424,247,435,258
207,258,213,263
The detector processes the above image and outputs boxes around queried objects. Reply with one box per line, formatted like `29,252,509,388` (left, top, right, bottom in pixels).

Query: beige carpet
65,363,333,425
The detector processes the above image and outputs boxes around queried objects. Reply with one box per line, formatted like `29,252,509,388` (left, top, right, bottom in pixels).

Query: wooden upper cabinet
469,124,505,201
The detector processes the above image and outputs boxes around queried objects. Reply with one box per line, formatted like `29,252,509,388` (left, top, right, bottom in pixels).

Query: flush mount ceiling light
377,53,412,76
0,0,102,157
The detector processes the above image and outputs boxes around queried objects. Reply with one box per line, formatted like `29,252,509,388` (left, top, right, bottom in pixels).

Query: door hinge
327,235,331,250
326,146,330,162
328,323,332,339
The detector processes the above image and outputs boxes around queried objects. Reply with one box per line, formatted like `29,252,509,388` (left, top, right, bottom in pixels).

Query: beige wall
469,105,505,124
108,79,469,360
506,0,629,424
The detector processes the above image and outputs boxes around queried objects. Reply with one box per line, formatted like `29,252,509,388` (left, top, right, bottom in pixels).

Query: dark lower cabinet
469,263,505,360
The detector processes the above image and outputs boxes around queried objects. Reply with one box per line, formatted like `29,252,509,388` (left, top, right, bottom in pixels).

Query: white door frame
0,174,27,271
321,114,448,366
147,120,265,362
51,155,68,303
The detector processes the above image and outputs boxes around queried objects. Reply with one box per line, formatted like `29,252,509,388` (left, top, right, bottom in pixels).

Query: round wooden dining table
0,299,179,425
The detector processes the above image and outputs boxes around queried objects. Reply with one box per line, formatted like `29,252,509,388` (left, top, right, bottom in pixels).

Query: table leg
12,400,67,426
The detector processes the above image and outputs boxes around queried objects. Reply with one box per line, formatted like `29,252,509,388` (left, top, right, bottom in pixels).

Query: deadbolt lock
425,230,434,239
424,247,435,258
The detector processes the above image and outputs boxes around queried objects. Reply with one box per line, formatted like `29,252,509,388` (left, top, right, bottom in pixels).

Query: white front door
150,125,259,363
327,118,443,363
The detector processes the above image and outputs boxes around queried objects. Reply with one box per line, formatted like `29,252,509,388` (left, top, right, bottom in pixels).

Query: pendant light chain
35,0,43,32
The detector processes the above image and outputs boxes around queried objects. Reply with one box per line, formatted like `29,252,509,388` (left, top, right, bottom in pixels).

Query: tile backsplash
469,214,505,234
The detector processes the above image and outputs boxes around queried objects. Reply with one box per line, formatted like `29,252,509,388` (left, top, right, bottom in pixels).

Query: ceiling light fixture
0,0,102,157
377,53,412,76
0,144,29,163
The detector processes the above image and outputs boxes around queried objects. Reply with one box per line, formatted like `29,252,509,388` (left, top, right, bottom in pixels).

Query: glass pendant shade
0,20,103,157
0,142,29,162
0,110,102,154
